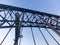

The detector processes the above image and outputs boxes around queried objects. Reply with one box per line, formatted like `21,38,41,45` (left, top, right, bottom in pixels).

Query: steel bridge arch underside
0,4,60,45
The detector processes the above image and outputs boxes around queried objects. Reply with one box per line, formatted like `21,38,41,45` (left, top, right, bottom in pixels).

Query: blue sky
0,0,60,15
0,0,60,45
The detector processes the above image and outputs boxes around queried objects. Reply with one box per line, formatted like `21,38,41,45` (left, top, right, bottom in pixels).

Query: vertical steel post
14,13,20,45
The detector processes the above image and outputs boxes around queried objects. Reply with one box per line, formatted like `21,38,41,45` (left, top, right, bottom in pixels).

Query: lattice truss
0,4,60,45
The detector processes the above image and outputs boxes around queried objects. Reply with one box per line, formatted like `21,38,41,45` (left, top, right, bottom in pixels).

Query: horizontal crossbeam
0,4,60,17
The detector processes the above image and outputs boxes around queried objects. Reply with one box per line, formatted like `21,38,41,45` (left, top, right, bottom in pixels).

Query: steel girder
0,4,60,35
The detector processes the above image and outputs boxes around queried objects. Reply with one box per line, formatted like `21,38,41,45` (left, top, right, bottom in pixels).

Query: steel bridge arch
0,4,60,45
